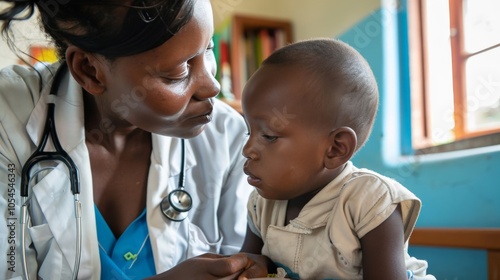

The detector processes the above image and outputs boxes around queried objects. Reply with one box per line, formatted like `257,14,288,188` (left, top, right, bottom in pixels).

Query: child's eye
262,135,278,142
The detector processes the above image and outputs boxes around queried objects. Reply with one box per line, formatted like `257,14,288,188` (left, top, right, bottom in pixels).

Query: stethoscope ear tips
160,189,193,222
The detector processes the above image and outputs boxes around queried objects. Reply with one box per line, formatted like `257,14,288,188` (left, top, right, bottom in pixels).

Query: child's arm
360,204,408,280
241,225,264,253
237,225,277,279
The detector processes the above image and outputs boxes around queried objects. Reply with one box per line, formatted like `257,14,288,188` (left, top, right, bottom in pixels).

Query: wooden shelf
229,15,293,99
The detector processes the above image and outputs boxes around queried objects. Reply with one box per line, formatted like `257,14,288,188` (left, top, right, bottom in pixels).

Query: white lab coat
0,63,252,279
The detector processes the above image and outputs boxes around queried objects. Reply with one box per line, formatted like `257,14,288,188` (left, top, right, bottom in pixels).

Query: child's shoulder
345,166,405,193
340,165,419,207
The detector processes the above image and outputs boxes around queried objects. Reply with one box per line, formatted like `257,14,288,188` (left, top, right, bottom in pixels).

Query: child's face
242,65,336,200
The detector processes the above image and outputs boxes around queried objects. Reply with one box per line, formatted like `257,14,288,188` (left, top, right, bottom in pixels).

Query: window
408,0,500,152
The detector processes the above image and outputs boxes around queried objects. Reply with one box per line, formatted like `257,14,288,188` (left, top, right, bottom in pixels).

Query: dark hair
263,38,379,151
0,0,195,60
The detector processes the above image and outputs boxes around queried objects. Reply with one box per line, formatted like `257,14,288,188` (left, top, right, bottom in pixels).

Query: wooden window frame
409,0,500,153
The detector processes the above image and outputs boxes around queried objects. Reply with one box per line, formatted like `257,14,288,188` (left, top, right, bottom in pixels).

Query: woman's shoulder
207,99,247,135
0,63,56,109
212,98,243,118
190,99,247,159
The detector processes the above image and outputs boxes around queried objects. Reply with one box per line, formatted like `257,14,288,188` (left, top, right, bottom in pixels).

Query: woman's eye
206,40,215,51
163,68,189,83
163,75,188,84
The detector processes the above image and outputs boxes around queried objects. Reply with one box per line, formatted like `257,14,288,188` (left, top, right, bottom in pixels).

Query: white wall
0,11,51,69
211,0,381,40
0,1,382,69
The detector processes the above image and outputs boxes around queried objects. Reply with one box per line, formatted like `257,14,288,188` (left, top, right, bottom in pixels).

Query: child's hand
146,253,251,280
236,253,274,280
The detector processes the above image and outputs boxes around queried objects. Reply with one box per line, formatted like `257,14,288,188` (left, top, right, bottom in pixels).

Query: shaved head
262,38,379,150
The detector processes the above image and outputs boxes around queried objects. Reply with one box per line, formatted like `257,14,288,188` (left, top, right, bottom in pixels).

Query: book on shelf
214,15,292,103
242,27,287,82
213,19,235,101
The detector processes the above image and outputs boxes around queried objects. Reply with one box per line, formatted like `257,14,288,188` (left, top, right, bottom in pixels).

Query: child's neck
284,189,321,225
284,165,346,225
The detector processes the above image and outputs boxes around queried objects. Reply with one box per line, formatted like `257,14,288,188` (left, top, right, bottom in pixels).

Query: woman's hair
0,0,195,60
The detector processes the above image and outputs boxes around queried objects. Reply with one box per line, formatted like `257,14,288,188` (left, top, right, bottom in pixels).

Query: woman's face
97,0,220,138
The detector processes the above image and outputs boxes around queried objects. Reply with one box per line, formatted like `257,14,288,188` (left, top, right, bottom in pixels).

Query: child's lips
243,167,262,186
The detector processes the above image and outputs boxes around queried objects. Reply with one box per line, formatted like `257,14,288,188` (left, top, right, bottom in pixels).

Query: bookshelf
214,15,293,112
230,15,293,101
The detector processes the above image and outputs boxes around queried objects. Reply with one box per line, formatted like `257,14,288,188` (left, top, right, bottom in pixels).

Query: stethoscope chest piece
160,138,192,222
160,189,192,221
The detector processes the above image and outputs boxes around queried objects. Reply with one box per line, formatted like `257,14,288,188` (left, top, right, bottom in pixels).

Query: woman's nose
193,61,220,100
195,74,220,100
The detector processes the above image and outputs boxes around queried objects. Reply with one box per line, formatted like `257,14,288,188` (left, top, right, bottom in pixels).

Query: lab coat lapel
26,68,100,279
26,64,84,149
147,136,196,273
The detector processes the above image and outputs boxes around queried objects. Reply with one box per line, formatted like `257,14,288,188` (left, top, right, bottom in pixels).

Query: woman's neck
83,92,148,152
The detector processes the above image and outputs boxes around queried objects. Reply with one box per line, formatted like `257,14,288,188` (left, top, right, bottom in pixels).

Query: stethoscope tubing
179,138,186,190
161,138,193,221
20,62,81,280
20,101,80,196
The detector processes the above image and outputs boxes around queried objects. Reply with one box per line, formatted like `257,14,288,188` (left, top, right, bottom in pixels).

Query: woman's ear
65,46,107,95
324,126,357,169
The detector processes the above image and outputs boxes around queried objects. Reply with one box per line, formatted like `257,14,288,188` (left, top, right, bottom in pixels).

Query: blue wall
337,2,500,280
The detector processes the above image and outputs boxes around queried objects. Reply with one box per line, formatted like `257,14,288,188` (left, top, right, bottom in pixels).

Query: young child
239,38,435,280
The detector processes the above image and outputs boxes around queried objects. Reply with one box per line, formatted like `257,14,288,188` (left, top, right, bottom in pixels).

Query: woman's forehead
112,0,213,67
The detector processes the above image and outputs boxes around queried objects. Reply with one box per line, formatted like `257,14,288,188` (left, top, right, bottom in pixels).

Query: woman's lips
186,107,213,124
193,110,213,121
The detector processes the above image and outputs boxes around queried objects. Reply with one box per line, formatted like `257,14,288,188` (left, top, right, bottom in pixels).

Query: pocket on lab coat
27,223,64,279
187,223,222,258
27,223,52,255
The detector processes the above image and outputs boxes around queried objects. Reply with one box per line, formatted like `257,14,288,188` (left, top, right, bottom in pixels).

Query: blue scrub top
94,206,156,279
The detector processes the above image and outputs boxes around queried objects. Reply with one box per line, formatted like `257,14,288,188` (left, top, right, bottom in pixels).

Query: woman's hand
146,253,256,280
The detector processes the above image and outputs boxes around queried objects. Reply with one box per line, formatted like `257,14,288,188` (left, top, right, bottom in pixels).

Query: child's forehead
244,93,333,129
247,64,319,96
243,63,343,125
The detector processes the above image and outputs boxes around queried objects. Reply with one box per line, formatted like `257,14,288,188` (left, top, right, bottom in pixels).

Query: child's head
242,38,378,200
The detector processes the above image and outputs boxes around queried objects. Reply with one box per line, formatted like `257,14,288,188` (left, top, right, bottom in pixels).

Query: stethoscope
19,62,193,280
160,138,193,222
20,62,82,280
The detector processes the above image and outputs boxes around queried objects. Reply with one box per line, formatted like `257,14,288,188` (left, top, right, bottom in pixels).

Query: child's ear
324,126,357,169
65,46,107,95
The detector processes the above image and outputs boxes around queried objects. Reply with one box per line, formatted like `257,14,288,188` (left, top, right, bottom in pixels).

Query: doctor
0,0,270,279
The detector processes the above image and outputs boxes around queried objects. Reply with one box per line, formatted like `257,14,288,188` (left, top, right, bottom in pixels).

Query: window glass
410,0,500,151
465,47,500,132
463,0,500,53
423,0,454,145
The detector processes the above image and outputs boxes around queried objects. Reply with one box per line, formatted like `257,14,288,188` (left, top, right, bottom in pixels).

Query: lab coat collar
26,62,85,151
